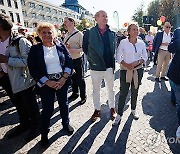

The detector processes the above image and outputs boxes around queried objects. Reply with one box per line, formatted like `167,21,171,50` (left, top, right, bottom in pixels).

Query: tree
146,0,180,28
159,0,176,24
76,18,93,31
147,0,160,26
132,4,144,27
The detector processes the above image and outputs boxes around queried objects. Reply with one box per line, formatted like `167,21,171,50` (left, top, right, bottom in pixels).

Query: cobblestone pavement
0,62,180,154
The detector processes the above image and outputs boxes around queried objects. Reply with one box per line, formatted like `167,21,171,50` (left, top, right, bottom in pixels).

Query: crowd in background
0,10,180,148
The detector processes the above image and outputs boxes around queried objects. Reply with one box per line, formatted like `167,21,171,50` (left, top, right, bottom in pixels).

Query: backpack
11,36,26,53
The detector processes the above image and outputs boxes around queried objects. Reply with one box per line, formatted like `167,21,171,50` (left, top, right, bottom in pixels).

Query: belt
48,72,62,80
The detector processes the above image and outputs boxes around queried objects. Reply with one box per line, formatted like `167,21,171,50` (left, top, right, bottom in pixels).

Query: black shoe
160,77,168,81
155,78,161,82
25,126,40,142
63,124,74,135
79,97,86,105
7,124,29,139
41,135,49,147
171,100,177,106
68,94,79,101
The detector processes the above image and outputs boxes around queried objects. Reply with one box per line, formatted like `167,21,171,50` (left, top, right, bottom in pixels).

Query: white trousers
90,68,115,110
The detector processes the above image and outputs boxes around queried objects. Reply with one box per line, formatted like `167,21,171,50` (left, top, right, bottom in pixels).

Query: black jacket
27,43,73,87
167,27,180,84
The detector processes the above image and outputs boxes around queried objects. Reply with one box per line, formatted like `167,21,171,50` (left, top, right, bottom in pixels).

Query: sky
45,0,154,28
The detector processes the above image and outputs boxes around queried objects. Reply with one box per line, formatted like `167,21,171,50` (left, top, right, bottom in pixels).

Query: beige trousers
156,49,171,78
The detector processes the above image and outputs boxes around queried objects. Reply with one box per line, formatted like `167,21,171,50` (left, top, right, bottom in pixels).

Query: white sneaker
176,126,180,139
131,110,139,120
112,114,121,126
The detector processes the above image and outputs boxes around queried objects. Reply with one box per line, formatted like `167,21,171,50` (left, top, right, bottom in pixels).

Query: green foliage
132,4,144,27
147,0,159,26
147,0,180,28
76,18,93,31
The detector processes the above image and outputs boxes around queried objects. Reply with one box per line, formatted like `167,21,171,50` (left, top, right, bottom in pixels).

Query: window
9,12,14,22
16,13,20,23
24,21,28,27
29,2,35,8
0,0,4,5
39,14,44,20
14,0,18,9
59,18,63,23
22,10,27,16
47,16,51,21
31,13,36,18
20,0,25,5
52,9,57,14
46,7,51,12
1,9,6,14
64,12,67,16
33,22,37,27
38,5,43,10
7,0,11,7
59,11,62,15
53,17,58,22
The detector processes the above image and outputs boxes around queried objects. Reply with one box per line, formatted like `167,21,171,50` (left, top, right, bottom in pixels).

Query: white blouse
116,38,148,64
43,45,62,74
159,31,172,51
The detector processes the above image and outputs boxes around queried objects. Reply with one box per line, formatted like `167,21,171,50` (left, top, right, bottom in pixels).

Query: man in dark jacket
83,10,117,122
152,22,173,82
167,27,180,139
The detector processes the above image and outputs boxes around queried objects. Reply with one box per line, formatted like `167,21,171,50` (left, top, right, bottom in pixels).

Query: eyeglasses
166,26,171,29
133,44,137,53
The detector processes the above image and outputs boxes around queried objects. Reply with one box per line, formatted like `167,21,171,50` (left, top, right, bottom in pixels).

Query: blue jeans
174,82,180,125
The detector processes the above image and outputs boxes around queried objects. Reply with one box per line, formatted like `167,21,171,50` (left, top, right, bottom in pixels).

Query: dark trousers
14,86,40,127
39,80,70,135
72,57,86,99
118,68,144,116
0,74,39,127
0,73,14,101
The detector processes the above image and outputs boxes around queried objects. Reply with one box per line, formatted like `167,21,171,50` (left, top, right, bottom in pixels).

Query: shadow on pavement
142,80,180,153
96,115,133,154
59,119,92,153
72,117,109,153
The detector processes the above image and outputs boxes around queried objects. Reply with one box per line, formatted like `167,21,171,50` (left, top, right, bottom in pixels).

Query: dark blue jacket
167,27,180,84
152,31,163,54
27,43,73,87
152,31,173,54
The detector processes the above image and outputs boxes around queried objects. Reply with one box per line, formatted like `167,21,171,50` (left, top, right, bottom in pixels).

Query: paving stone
0,63,179,153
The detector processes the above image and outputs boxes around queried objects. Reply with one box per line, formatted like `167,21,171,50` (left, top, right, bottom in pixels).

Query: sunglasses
166,26,171,29
133,44,137,53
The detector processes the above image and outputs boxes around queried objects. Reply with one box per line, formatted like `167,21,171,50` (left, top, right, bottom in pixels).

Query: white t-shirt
43,45,62,74
116,38,148,64
0,37,10,73
145,35,154,43
159,31,172,51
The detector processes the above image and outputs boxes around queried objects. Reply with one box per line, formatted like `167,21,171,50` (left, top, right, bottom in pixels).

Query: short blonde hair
163,22,171,27
36,22,57,37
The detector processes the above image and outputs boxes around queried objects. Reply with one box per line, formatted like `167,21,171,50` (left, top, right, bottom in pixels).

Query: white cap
18,26,26,30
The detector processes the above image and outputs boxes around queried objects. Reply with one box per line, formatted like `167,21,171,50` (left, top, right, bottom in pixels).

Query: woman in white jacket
113,24,148,125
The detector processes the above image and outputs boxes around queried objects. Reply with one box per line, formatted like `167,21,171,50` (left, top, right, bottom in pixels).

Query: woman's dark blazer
27,43,73,87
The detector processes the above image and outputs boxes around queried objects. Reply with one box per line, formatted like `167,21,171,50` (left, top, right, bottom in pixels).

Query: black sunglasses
166,26,171,28
133,44,137,53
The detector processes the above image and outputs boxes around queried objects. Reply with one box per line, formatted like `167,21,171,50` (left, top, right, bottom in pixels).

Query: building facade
0,0,24,26
0,0,94,29
21,0,94,28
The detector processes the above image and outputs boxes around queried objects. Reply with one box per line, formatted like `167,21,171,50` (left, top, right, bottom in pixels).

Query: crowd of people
0,10,180,148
